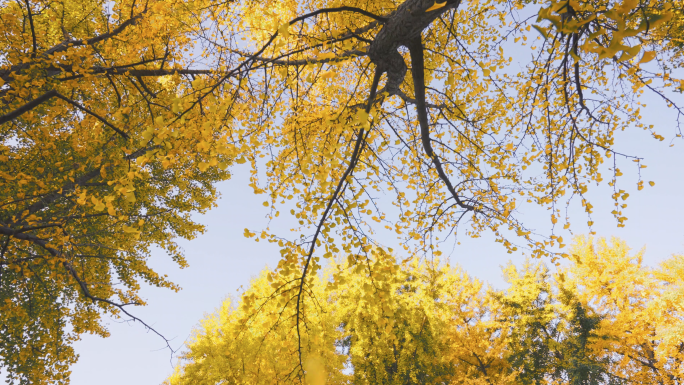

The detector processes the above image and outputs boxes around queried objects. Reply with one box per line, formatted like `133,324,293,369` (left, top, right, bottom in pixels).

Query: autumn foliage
0,0,240,382
1,0,682,382
166,237,684,385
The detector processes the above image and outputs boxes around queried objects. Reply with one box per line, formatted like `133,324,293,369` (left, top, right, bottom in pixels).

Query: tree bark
367,0,461,92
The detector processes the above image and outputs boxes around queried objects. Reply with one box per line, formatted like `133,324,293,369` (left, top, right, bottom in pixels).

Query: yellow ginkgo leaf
91,197,106,211
142,129,154,141
319,70,335,80
617,0,638,14
122,225,141,239
425,1,446,12
639,51,656,64
278,23,290,38
77,191,87,205
532,24,549,39
304,355,326,385
122,225,138,233
191,77,204,89
316,52,336,60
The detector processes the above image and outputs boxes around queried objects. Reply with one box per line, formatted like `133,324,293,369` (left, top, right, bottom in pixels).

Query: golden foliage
0,0,238,382
167,238,684,384
1,0,682,382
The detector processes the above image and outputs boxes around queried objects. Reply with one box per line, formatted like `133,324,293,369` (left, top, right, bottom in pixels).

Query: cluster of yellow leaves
164,268,347,385
0,0,241,382
166,237,684,384
166,248,508,385
2,0,683,382
224,0,682,286
563,237,684,383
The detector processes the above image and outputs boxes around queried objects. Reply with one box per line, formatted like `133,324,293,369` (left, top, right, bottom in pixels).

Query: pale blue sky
63,93,684,385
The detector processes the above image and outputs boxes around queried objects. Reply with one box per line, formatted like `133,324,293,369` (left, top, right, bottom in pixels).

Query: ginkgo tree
165,237,684,385
224,0,682,375
1,0,682,382
0,0,243,382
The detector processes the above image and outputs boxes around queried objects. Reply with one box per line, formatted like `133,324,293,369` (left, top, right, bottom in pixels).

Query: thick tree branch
232,48,367,66
288,6,388,24
78,67,213,77
408,37,475,212
367,0,460,91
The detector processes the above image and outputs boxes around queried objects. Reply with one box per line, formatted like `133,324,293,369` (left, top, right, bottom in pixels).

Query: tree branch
24,0,37,56
295,67,383,373
0,223,176,353
52,92,129,139
288,6,388,24
408,37,475,212
16,146,154,221
0,90,58,125
0,12,146,83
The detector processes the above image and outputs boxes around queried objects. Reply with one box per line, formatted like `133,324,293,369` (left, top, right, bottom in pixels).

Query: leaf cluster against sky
167,237,684,385
0,0,682,382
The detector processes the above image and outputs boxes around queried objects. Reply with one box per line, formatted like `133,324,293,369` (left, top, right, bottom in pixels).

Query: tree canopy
0,0,682,382
166,237,684,385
